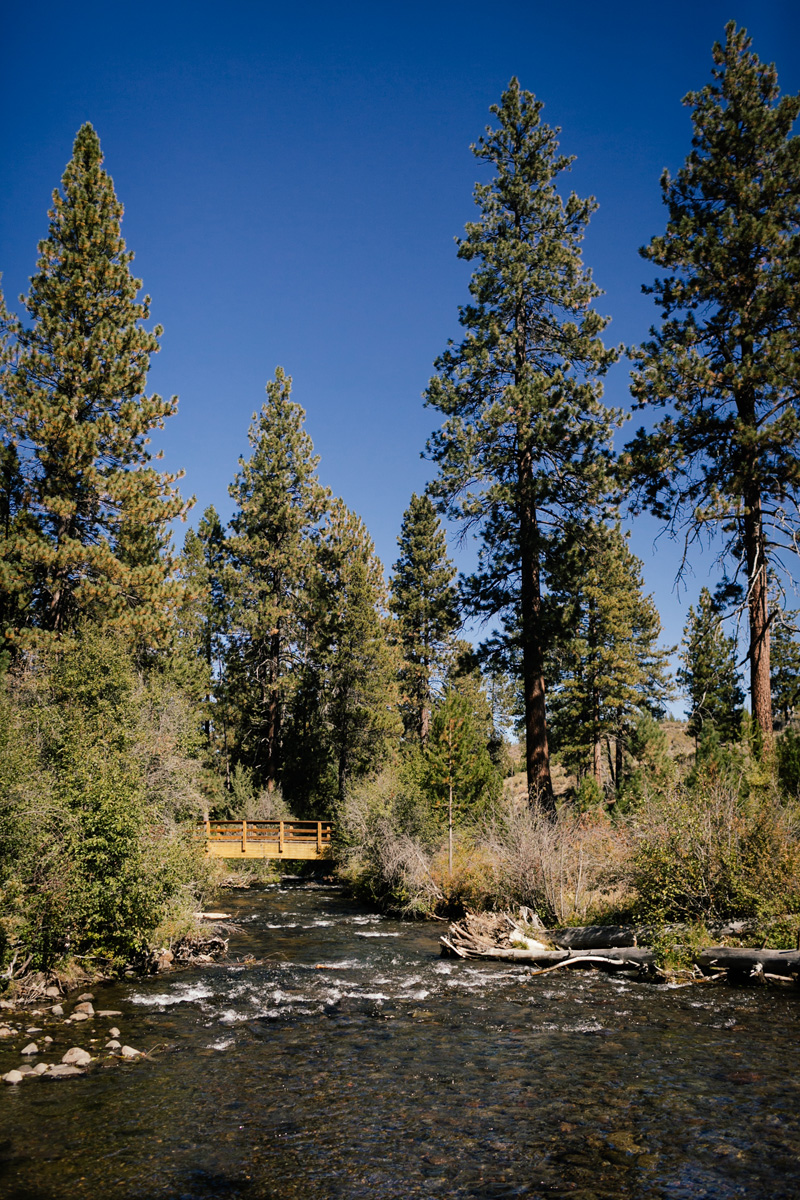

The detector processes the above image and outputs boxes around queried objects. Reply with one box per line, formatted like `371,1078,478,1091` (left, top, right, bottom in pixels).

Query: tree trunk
744,493,773,753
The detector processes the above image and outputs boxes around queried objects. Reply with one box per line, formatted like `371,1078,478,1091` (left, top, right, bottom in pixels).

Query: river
2,880,800,1199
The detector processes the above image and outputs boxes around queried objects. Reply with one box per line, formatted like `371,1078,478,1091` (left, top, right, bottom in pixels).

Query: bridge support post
317,822,322,854
242,820,247,855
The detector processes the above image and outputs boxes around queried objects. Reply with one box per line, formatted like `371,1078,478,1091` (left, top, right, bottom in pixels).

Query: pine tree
318,501,402,805
546,524,673,792
0,125,188,646
285,500,401,813
227,368,328,791
677,587,744,742
771,612,800,726
627,24,800,753
177,505,232,782
389,493,459,742
425,79,621,811
421,690,502,867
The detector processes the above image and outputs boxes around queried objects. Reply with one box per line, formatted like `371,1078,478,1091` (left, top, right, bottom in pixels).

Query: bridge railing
204,819,332,856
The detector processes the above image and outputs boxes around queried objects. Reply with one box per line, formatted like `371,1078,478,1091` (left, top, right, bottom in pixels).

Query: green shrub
629,776,800,923
0,629,212,975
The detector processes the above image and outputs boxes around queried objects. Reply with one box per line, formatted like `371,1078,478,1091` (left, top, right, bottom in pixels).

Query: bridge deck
204,819,332,860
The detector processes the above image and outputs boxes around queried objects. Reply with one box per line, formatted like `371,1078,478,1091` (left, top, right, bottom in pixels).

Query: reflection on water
2,882,800,1199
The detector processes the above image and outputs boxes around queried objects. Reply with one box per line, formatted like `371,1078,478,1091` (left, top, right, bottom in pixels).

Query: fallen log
440,939,654,968
441,911,800,983
696,947,800,978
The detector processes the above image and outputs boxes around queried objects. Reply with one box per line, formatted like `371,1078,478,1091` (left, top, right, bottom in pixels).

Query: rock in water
74,1002,94,1015
20,1043,38,1056
121,1045,141,1059
61,1047,92,1066
105,1040,121,1050
33,1063,49,1075
50,1004,64,1016
77,993,94,1002
109,1026,121,1038
46,1064,84,1078
2,1070,23,1084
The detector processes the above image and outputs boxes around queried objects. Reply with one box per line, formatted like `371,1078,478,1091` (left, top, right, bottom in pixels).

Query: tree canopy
627,23,800,751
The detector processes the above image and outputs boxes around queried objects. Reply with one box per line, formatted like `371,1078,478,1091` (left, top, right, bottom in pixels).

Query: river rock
0,1025,15,1038
20,1043,38,1055
0,999,14,1009
44,986,60,998
50,1004,64,1016
121,1045,141,1059
26,1027,42,1034
43,1036,53,1044
74,1002,94,1015
77,993,94,1002
46,1064,84,1078
33,1062,49,1075
109,1026,121,1037
2,1070,23,1084
105,1039,121,1050
62,1047,92,1066
70,1011,90,1022
96,1010,122,1018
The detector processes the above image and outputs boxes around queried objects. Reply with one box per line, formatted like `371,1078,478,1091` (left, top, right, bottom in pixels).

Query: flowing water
2,881,800,1199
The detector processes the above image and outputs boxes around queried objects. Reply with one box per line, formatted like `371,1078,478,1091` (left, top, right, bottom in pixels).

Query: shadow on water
2,882,800,1199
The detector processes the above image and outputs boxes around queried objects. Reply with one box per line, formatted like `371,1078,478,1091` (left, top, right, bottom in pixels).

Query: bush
0,630,213,975
629,777,800,923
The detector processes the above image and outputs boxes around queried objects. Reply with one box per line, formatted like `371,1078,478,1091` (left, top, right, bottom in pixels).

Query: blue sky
2,1,799,704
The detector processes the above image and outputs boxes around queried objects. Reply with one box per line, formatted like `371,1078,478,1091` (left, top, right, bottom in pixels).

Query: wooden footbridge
204,819,332,860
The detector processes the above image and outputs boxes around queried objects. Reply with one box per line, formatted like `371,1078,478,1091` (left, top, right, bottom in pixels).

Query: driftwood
697,947,800,977
440,914,652,970
441,912,800,983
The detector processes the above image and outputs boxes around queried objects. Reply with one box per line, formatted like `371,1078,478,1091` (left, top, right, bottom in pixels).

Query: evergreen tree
425,79,621,811
227,368,328,791
547,524,673,792
627,24,800,752
0,125,188,646
177,505,232,782
421,690,502,866
389,493,459,742
677,587,744,742
285,501,401,813
771,612,800,726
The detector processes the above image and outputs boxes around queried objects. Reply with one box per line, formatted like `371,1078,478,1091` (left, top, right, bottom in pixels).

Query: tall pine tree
425,79,621,809
677,587,744,742
0,124,188,646
389,493,459,743
310,500,401,808
627,24,800,753
227,368,328,791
